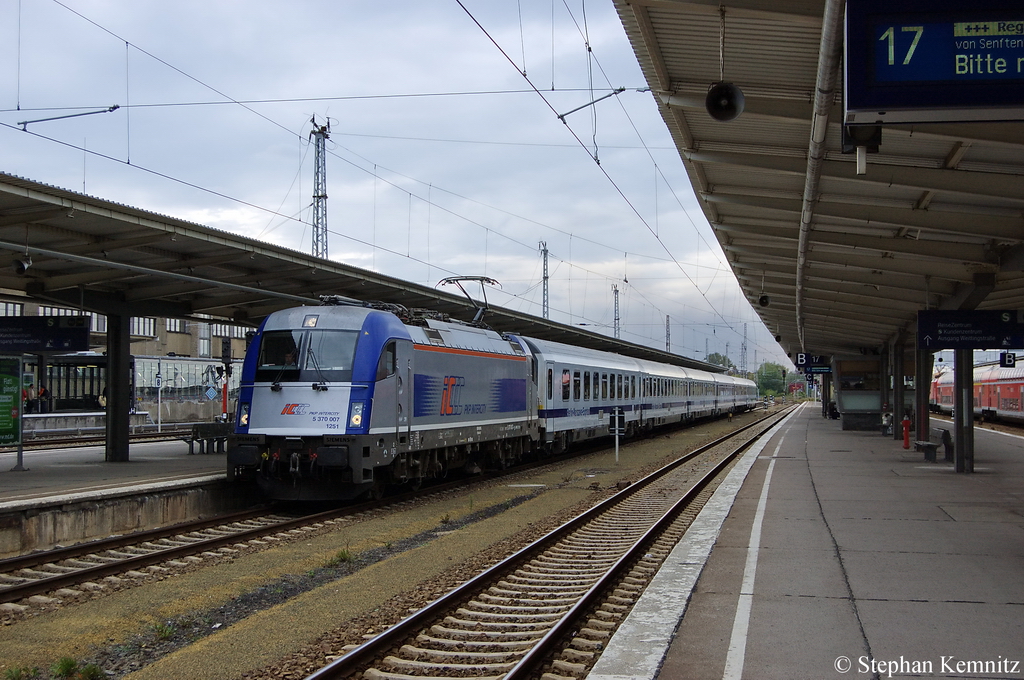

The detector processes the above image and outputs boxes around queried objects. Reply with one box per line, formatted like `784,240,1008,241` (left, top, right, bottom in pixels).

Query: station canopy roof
614,0,1024,358
0,171,725,372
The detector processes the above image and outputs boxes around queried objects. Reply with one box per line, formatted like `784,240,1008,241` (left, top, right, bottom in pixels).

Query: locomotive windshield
304,330,359,381
256,329,358,382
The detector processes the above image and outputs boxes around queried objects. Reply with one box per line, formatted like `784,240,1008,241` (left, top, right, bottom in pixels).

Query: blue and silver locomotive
227,300,758,500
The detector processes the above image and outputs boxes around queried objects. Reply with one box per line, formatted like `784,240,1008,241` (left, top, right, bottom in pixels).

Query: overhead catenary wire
456,0,739,337
0,88,633,115
10,1,783,363
36,1,723,291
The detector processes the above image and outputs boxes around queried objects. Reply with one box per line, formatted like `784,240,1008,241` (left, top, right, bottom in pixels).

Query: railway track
0,444,613,610
306,407,791,680
0,508,312,607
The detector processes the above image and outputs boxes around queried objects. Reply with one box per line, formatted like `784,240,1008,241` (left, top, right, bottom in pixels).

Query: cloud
0,0,789,368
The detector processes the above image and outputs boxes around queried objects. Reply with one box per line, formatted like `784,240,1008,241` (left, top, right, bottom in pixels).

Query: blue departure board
846,0,1024,124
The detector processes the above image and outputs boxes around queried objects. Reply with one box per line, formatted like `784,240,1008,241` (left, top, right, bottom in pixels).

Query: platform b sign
1000,352,1017,368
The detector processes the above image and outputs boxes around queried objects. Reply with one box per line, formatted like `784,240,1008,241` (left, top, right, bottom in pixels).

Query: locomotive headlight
348,401,365,428
239,403,250,427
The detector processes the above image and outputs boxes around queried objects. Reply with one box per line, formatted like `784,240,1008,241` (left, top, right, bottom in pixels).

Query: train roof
520,336,642,371
261,305,375,331
520,335,755,387
633,357,707,382
411,319,527,357
934,365,1024,383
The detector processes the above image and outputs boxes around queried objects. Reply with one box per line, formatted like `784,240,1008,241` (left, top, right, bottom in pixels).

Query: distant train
25,352,241,420
226,300,759,501
930,363,1024,423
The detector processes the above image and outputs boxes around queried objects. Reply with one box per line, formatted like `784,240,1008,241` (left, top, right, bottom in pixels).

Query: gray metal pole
892,342,905,441
915,349,932,446
11,356,27,471
953,348,974,473
106,313,131,462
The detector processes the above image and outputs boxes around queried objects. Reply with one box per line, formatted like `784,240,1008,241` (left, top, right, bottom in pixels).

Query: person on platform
37,383,49,414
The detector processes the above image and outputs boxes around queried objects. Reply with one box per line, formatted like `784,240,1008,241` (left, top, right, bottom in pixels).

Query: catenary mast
311,116,330,259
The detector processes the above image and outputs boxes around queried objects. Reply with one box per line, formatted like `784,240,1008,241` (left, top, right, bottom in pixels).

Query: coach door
373,339,413,451
396,340,412,446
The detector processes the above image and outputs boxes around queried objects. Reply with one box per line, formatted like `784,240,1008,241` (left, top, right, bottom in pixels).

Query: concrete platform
590,403,1024,680
0,441,253,558
0,439,225,508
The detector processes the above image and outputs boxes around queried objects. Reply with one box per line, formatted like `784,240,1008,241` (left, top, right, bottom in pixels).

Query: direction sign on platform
0,316,91,353
917,310,1024,349
795,353,830,368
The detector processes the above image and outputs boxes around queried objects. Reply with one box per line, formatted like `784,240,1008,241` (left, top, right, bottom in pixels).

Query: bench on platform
184,422,233,455
915,427,953,463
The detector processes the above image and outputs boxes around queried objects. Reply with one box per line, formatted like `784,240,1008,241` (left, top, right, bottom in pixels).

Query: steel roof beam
688,150,1024,204
58,233,171,257
628,0,825,22
0,208,68,227
718,223,994,263
23,268,143,291
723,243,980,281
704,193,1024,241
938,273,996,311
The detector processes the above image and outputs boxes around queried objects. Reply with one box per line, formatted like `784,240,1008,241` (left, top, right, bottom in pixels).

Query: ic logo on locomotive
281,403,309,415
440,376,465,416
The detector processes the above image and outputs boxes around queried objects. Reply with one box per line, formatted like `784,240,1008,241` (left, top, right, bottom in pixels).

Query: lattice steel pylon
539,241,549,319
612,284,620,339
310,116,330,260
741,322,748,375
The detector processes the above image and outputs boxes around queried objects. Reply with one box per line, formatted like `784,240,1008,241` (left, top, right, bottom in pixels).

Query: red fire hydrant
902,414,911,449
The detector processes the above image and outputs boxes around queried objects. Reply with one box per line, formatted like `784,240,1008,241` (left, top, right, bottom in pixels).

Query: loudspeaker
705,82,745,122
758,294,770,307
14,257,31,275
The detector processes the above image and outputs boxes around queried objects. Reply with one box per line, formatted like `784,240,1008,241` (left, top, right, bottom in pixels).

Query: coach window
631,375,636,398
617,374,622,399
562,369,571,401
584,371,591,400
547,368,553,401
573,371,581,401
602,374,608,400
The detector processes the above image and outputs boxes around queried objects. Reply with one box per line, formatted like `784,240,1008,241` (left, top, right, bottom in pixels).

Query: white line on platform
722,437,782,680
587,405,801,680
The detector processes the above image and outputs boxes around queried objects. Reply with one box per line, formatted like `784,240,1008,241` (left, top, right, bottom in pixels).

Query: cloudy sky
0,0,790,370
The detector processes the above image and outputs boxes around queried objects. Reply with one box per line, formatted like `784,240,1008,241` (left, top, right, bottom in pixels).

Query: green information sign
0,356,22,446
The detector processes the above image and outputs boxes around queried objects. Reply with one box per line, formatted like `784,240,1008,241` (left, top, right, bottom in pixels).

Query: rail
305,407,791,679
